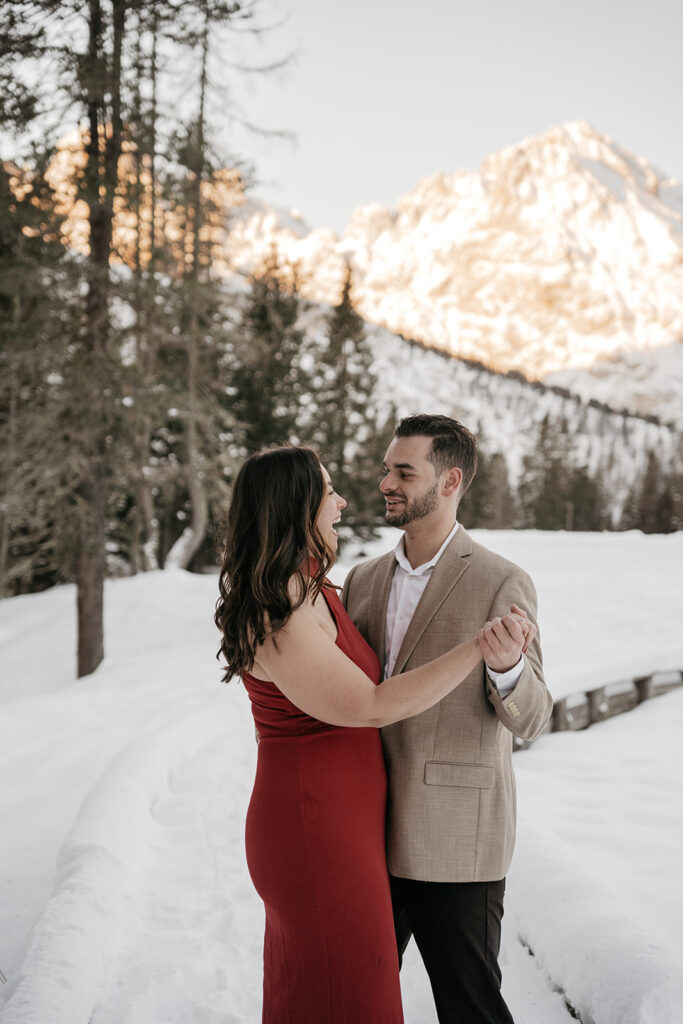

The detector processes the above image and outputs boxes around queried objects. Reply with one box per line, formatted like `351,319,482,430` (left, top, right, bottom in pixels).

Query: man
341,414,553,1024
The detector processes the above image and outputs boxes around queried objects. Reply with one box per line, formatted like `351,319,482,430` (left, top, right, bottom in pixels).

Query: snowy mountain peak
221,121,683,423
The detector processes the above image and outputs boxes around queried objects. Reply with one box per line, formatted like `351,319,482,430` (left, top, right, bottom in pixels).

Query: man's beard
385,481,439,527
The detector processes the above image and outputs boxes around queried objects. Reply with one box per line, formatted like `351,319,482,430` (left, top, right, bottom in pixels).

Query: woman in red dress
214,446,533,1024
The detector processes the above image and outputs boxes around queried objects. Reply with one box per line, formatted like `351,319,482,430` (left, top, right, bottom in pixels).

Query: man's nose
379,474,392,494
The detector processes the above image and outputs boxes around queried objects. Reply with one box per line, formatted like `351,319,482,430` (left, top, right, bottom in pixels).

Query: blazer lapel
368,551,397,671
393,527,473,675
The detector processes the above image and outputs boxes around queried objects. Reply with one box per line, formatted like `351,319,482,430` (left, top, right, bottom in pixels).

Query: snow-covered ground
0,530,682,1024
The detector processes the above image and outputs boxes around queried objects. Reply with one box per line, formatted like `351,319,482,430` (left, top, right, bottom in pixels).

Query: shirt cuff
486,655,525,697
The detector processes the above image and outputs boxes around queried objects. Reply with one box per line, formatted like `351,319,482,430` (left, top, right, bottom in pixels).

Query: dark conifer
308,264,392,538
229,254,308,452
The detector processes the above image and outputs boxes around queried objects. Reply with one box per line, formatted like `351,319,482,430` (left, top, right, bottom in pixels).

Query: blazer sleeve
484,568,553,742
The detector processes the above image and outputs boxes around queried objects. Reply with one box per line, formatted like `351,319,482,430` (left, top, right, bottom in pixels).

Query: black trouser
390,875,514,1024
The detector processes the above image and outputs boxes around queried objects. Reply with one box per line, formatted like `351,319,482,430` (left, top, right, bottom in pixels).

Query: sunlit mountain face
42,121,683,426
222,121,683,425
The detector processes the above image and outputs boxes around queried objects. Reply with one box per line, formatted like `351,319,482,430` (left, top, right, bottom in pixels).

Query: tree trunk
0,357,17,597
130,8,159,572
166,13,210,570
77,471,106,675
138,462,160,571
77,0,126,676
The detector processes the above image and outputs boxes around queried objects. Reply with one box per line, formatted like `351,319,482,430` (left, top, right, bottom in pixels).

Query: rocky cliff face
223,121,683,424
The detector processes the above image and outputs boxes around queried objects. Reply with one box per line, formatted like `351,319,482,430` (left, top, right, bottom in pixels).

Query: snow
0,530,682,1023
547,340,683,426
509,693,683,1024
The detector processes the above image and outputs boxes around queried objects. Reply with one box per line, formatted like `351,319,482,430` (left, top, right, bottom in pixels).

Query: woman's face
316,464,347,554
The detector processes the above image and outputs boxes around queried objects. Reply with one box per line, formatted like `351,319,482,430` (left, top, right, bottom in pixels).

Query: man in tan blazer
342,414,552,1024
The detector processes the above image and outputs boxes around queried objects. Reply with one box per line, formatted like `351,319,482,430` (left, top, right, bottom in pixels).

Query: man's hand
478,604,536,673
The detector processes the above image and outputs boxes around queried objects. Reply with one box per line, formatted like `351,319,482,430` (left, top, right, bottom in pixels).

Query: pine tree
0,0,286,661
566,466,606,531
229,255,309,452
0,161,79,595
461,446,517,529
307,265,391,537
0,2,129,676
521,415,574,529
621,450,680,534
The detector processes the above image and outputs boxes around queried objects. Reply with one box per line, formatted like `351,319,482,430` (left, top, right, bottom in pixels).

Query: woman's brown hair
214,445,333,682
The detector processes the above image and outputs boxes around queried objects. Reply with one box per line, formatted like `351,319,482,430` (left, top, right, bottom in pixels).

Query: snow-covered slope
1,533,682,1023
224,121,683,422
301,307,680,522
546,339,683,425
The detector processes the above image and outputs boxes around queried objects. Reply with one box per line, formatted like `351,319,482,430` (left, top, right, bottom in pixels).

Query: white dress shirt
384,522,523,695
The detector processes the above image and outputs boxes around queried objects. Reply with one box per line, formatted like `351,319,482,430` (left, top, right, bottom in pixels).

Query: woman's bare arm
251,601,485,728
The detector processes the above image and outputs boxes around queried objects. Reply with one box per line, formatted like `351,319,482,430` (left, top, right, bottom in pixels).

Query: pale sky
226,0,683,234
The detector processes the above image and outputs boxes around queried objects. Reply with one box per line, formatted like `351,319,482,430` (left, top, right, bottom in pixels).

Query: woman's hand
478,604,537,671
510,604,536,654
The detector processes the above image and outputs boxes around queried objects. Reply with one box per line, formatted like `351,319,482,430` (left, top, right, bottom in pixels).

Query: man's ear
442,466,463,497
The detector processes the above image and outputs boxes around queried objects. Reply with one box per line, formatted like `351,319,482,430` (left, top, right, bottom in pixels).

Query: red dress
242,584,404,1024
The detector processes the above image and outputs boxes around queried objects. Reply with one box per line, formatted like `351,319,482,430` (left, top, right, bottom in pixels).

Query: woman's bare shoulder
252,578,318,678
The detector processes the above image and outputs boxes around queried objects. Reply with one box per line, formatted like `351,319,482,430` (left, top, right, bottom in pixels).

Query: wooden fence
513,668,683,751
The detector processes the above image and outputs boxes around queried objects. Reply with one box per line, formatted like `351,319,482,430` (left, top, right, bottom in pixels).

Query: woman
214,445,533,1024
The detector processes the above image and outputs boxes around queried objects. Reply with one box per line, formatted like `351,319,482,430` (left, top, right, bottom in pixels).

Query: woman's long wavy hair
214,445,334,682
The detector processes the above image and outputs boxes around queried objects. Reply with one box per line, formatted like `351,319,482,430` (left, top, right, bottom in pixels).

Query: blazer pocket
427,617,460,633
424,761,495,789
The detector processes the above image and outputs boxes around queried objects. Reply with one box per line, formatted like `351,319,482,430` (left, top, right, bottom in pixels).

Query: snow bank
1,535,682,1023
0,703,228,1024
508,688,683,1024
510,815,683,1024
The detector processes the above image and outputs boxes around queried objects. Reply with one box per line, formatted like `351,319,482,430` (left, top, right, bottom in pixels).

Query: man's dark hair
395,414,478,494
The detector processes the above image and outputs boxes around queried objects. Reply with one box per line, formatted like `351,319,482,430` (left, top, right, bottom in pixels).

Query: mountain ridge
223,120,683,425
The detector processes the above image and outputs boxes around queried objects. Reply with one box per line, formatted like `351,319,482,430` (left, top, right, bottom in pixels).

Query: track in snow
88,724,579,1024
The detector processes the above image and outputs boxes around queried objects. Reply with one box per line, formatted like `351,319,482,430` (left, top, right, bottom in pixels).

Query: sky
225,0,683,234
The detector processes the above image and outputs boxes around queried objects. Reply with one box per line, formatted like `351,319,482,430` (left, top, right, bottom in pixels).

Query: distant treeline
461,415,681,533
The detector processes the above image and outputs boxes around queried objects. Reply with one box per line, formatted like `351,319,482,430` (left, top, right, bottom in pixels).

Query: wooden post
634,675,654,703
552,699,571,731
587,687,609,724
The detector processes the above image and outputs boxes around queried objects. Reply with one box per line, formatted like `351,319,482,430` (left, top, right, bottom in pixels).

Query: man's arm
484,570,552,742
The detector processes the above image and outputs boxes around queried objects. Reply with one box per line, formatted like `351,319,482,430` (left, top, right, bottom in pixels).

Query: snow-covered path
89,710,262,1024
1,531,682,1023
25,683,576,1024
88,717,578,1024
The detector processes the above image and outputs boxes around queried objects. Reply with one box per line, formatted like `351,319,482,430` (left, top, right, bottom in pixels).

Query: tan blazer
341,527,552,883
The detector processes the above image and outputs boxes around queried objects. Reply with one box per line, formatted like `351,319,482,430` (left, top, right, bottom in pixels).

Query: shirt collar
393,520,459,576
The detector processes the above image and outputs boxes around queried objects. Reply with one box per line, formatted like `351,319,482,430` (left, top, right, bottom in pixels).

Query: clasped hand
478,604,536,673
